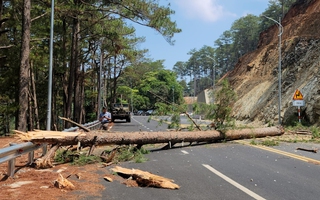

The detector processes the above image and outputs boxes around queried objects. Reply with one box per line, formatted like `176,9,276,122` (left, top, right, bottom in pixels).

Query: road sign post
292,89,305,123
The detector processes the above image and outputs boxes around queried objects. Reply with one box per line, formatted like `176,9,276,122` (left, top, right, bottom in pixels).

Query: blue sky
132,0,270,70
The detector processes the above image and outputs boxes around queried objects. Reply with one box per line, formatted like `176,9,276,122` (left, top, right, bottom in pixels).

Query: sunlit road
110,115,170,132
88,116,320,200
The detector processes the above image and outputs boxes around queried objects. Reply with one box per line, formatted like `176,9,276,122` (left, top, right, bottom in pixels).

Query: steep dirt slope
228,0,320,125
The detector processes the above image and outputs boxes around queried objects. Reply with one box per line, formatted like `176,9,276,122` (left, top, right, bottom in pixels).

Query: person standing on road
99,107,112,130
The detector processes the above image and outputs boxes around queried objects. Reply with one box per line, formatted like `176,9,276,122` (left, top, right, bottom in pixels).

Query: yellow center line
236,141,320,165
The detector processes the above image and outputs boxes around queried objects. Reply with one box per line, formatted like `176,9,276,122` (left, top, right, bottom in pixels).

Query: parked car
146,109,154,115
136,110,146,116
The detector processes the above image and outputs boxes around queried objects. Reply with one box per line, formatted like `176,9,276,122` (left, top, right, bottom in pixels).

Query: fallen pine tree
15,126,284,146
14,126,284,168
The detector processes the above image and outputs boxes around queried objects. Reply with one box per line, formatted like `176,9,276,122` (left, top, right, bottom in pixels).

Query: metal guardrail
0,120,101,177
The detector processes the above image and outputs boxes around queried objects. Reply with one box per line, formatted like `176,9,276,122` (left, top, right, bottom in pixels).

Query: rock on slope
228,0,320,126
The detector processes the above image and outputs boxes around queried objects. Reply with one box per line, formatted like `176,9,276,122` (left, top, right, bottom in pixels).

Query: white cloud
174,0,232,22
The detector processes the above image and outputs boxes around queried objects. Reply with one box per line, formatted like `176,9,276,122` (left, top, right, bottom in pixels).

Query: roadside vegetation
0,0,298,135
54,145,150,166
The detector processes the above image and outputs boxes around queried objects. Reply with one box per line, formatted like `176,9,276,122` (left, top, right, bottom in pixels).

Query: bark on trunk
30,63,40,129
73,0,82,124
0,0,3,20
18,0,31,132
15,126,284,146
62,18,68,129
66,15,79,127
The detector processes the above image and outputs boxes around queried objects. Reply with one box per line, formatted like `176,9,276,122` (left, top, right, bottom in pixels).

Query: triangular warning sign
293,89,303,100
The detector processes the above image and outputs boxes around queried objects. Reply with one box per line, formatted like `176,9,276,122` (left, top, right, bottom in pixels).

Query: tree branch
0,45,13,49
58,116,91,132
31,12,49,22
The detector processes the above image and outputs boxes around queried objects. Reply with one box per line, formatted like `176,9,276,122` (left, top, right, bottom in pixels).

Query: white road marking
132,117,154,132
181,150,189,154
202,164,266,200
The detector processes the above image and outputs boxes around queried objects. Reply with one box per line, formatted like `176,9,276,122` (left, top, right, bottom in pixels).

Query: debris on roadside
110,166,180,189
296,147,318,153
288,130,312,135
54,173,75,190
103,175,113,182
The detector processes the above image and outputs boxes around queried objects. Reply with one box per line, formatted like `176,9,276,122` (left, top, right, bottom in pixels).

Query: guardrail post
7,143,17,177
8,158,16,177
28,151,34,164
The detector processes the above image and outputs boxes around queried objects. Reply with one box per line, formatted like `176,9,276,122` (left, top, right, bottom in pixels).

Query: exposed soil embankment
228,0,320,126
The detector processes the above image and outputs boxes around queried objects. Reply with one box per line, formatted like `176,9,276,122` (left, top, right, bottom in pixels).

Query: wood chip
110,166,179,189
54,173,75,190
104,175,113,182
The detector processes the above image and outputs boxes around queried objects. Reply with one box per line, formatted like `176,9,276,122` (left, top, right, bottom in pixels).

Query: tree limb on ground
296,147,318,153
184,112,202,131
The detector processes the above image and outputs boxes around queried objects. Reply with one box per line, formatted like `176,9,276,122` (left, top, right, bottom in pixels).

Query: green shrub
261,139,279,146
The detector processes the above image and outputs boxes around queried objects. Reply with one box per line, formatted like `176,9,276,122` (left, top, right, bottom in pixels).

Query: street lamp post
263,15,283,125
46,0,55,131
44,0,55,154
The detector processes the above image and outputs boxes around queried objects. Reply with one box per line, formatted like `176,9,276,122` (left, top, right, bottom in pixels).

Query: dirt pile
228,0,320,126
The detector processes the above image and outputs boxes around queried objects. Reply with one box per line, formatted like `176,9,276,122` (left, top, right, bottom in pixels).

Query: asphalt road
110,115,169,132
89,116,320,200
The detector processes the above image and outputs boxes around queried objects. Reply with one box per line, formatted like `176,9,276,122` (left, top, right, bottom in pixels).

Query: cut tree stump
110,166,179,189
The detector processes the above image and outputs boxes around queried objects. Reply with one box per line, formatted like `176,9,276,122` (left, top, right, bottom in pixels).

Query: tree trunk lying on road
14,126,284,168
15,126,284,146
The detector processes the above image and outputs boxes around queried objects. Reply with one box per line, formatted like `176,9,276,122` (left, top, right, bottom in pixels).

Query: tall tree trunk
73,18,81,123
28,61,33,131
97,49,103,119
79,63,85,123
66,16,79,127
18,0,31,132
30,62,40,129
62,18,68,129
0,0,3,21
52,61,57,130
28,83,33,131
112,55,117,104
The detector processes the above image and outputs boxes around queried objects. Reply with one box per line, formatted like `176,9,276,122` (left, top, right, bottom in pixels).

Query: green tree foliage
231,14,260,58
116,60,184,112
259,0,296,32
138,69,183,109
177,0,296,96
192,80,236,130
213,80,237,128
0,0,181,133
214,14,260,74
